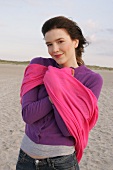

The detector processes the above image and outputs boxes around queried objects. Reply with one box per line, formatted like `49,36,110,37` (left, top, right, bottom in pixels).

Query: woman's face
44,28,79,68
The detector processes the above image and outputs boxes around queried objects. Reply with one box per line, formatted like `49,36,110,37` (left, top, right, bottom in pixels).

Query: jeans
16,149,80,170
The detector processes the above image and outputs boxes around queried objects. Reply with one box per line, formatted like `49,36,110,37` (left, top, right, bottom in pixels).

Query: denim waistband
19,148,75,163
17,149,79,170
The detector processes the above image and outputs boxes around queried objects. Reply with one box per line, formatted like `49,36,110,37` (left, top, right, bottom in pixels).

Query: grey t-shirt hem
21,134,75,158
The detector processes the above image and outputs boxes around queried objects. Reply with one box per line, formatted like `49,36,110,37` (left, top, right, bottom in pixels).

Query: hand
49,96,53,104
71,69,74,76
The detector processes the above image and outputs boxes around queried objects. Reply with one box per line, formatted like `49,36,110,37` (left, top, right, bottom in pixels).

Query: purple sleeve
22,86,53,125
53,105,71,136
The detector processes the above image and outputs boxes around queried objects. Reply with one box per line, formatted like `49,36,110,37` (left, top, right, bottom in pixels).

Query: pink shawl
20,64,98,163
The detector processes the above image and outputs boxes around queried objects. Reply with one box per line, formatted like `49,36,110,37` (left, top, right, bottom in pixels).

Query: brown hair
41,16,89,66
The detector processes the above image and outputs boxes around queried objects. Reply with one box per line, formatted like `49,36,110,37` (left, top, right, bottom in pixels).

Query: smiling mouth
54,54,63,58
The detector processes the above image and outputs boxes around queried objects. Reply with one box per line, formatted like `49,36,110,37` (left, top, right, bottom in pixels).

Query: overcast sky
0,0,113,67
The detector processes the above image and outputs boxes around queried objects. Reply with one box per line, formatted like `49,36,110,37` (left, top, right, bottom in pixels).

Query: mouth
54,53,63,58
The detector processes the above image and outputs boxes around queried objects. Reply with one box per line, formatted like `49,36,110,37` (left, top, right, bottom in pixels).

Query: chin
56,61,64,66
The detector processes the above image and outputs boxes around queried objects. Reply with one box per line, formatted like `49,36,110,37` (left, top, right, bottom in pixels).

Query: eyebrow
45,38,64,44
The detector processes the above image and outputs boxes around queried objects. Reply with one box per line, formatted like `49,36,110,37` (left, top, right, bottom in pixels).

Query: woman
16,16,103,170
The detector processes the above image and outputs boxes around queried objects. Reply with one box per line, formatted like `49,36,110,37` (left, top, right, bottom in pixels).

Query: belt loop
47,158,51,166
47,158,53,167
47,158,55,168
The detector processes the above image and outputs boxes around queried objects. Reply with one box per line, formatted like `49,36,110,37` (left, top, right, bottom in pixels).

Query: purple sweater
21,57,103,146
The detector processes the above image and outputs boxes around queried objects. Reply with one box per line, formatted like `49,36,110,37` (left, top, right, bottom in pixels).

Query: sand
0,64,113,170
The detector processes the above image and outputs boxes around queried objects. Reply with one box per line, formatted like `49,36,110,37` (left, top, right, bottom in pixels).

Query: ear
74,39,79,48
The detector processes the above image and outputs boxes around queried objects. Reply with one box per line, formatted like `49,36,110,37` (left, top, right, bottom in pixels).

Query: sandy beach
0,63,113,170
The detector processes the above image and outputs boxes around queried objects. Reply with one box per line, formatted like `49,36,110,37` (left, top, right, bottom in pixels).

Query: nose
52,44,59,53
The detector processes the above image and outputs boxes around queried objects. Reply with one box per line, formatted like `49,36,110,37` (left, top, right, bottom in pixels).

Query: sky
0,0,113,67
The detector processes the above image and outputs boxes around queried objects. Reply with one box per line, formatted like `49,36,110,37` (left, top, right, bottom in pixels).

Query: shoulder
30,57,56,67
85,66,103,86
75,65,103,84
83,66,103,83
75,65,103,99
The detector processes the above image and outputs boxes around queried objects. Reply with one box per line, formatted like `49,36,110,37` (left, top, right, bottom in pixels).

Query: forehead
44,28,70,42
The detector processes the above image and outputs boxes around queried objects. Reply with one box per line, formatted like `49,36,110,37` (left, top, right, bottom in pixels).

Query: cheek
61,44,70,52
62,42,73,52
47,47,52,55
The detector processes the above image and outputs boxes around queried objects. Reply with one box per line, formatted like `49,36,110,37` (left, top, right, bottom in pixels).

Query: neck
61,61,79,68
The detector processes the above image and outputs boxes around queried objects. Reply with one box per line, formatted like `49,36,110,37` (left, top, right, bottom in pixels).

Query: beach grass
0,59,113,70
0,59,29,65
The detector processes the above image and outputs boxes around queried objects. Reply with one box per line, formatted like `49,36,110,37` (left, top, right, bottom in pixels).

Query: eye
58,40,64,44
46,44,52,47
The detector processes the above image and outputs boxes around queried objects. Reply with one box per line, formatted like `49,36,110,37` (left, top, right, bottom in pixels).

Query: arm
53,105,71,136
21,57,53,124
22,86,53,124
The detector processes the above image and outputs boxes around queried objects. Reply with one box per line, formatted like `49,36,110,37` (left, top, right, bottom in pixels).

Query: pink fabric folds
20,64,47,98
20,64,98,163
